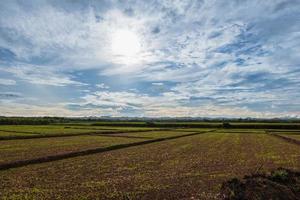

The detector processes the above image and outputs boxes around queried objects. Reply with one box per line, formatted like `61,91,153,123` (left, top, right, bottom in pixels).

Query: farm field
0,129,209,165
0,125,164,140
0,125,114,139
0,125,164,134
267,130,300,143
107,130,206,139
277,133,300,141
0,124,299,199
0,130,37,137
285,134,300,140
0,135,148,164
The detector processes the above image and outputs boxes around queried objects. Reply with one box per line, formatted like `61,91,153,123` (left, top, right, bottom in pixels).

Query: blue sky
0,0,300,118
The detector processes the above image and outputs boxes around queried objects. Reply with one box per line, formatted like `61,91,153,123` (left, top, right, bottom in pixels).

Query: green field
0,125,165,140
0,124,299,199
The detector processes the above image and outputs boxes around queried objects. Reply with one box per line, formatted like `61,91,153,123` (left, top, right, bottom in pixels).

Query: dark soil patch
220,168,300,200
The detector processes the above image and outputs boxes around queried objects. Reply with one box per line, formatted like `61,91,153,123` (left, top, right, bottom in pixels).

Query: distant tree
222,122,231,128
146,121,155,126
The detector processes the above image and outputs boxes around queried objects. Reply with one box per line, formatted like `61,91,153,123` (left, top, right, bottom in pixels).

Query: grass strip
0,128,175,140
267,131,300,146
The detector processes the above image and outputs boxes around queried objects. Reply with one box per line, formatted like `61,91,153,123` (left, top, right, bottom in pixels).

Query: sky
0,0,300,118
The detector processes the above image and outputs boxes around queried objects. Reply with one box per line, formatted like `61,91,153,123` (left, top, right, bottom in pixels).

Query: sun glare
111,29,141,64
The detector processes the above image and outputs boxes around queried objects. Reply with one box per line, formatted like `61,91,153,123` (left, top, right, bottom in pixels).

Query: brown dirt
220,168,300,200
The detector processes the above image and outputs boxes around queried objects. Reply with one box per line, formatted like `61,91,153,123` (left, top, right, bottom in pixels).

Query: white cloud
1,0,299,78
77,90,299,118
96,83,109,89
0,102,118,117
152,82,164,86
0,63,86,86
0,78,16,85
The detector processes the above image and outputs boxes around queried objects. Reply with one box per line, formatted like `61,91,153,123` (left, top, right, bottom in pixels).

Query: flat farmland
0,130,37,137
0,125,299,200
107,130,206,139
0,135,148,164
284,134,300,141
0,125,111,134
0,125,113,139
276,133,300,142
0,125,164,140
0,129,205,165
267,130,300,143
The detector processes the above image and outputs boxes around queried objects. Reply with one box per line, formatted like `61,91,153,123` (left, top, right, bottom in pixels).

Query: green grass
214,129,266,134
172,128,215,132
0,125,164,139
116,130,209,139
268,130,300,134
80,126,165,131
0,130,37,137
0,125,114,134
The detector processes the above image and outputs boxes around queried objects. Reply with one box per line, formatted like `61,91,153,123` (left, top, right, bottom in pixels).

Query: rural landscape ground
0,121,299,199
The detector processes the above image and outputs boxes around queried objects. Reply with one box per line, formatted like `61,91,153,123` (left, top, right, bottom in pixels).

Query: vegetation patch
220,168,300,200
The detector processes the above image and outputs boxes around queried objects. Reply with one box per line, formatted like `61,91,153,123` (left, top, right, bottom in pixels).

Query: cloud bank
0,0,299,118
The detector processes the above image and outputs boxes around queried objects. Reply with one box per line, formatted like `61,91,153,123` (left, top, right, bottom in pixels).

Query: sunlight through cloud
111,29,142,64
